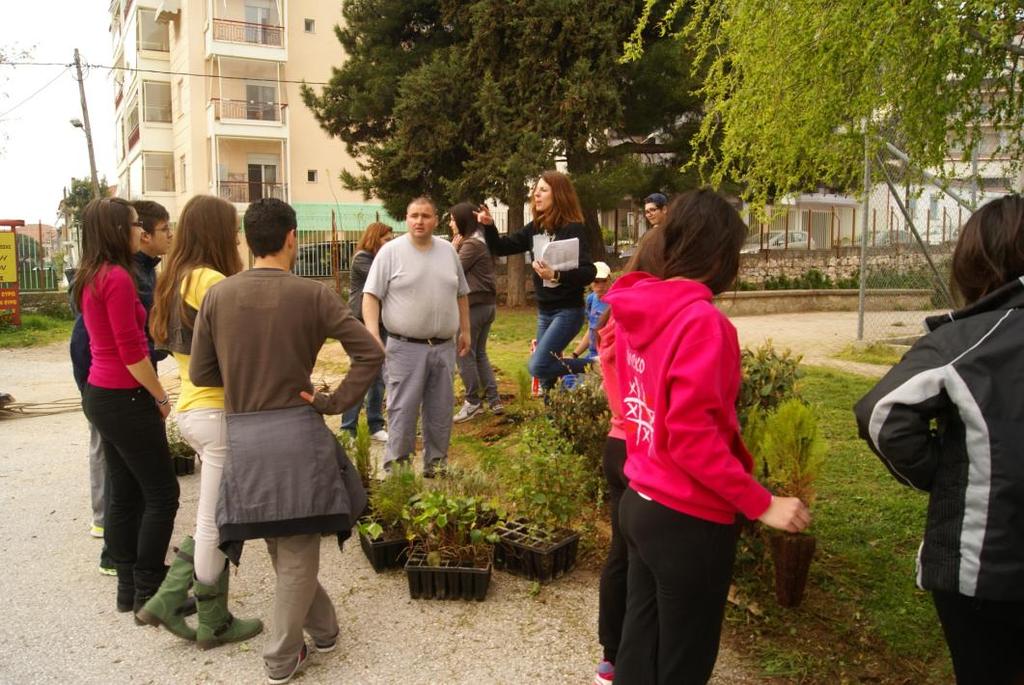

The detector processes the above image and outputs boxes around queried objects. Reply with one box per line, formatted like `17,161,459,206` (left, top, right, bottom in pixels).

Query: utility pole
73,49,101,199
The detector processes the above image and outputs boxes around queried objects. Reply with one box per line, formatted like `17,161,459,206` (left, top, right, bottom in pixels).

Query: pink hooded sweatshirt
604,273,772,525
597,313,627,440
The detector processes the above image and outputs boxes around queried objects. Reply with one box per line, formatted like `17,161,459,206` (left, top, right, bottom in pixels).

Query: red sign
0,285,19,327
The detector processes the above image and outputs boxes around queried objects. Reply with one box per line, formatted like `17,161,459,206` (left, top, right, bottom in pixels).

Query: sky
0,2,118,226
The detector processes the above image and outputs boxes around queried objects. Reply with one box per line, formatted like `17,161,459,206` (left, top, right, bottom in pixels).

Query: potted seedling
403,491,498,601
166,415,196,476
494,424,587,583
356,464,421,572
338,421,375,489
759,398,825,608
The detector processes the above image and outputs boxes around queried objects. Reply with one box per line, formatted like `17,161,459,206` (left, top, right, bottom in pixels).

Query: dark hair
72,197,137,309
450,202,480,237
407,196,437,214
356,222,394,254
624,226,666,277
151,195,243,344
131,200,170,235
951,194,1024,305
243,198,297,257
644,193,668,208
660,188,747,295
533,171,584,231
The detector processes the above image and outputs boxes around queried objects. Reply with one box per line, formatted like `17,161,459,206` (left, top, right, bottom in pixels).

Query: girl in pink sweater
604,190,810,684
76,197,179,618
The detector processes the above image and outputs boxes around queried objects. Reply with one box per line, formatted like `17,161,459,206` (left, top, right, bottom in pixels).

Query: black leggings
82,384,179,593
933,590,1024,685
617,488,740,685
598,436,628,662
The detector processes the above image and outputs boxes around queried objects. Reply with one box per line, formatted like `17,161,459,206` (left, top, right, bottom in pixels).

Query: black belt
390,334,451,346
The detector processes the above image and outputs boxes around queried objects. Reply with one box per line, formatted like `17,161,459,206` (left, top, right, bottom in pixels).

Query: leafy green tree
59,176,110,232
629,1,1024,203
303,0,707,304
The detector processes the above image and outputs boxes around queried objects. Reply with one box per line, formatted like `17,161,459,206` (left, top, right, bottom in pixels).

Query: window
180,155,187,193
307,169,318,183
137,9,170,51
142,81,171,123
143,152,175,192
304,18,315,32
176,80,184,118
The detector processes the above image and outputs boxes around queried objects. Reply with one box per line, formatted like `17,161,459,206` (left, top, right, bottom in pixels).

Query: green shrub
360,464,422,540
165,416,196,459
759,399,826,506
404,490,499,565
546,370,609,485
501,422,592,532
738,341,803,427
338,421,374,486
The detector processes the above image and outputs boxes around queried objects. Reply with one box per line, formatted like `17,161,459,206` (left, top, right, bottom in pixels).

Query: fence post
857,138,871,341
331,209,341,296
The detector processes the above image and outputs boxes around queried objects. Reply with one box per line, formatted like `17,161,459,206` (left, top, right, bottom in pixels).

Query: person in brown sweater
449,202,501,421
190,198,384,684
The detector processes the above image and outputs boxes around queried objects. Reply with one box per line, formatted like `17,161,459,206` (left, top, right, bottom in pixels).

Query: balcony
206,16,286,61
127,125,140,151
211,98,286,123
213,18,282,46
218,181,287,204
114,88,123,109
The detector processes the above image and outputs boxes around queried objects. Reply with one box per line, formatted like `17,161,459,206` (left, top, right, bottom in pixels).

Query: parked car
293,241,357,278
741,231,815,254
872,230,915,247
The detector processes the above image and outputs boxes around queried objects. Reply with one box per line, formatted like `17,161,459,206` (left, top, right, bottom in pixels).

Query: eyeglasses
643,207,662,215
131,221,144,228
155,227,172,234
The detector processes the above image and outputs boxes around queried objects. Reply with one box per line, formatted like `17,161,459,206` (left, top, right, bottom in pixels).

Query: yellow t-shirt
175,267,226,412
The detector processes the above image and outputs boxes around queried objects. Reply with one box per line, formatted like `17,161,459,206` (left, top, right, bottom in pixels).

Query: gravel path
0,343,769,684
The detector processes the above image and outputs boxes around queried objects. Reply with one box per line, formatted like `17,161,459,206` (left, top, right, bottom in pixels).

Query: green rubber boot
194,563,263,650
136,536,197,641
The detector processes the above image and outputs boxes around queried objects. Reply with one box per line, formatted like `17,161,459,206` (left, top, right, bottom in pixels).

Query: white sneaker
370,429,388,442
453,401,482,423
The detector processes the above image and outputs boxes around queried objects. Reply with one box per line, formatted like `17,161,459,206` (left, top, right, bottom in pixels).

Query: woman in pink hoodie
604,190,810,684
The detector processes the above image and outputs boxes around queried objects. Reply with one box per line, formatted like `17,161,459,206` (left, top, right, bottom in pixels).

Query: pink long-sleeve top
597,313,627,440
82,264,149,389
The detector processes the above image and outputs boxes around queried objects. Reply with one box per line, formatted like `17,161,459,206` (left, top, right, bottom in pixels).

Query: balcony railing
211,18,283,47
218,181,287,204
211,98,286,123
114,88,123,108
127,125,140,151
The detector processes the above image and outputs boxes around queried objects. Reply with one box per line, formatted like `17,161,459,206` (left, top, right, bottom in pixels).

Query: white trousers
177,408,228,585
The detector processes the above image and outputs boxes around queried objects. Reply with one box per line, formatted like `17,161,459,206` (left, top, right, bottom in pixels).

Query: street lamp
69,117,100,198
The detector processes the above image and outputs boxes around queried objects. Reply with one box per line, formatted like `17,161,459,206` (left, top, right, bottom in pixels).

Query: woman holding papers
480,170,597,389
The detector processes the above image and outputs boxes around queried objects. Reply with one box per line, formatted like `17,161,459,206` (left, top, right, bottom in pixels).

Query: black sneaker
422,461,448,479
267,644,308,684
383,456,411,476
313,633,338,654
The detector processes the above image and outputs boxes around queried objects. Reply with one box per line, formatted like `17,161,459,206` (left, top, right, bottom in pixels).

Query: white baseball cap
594,262,611,280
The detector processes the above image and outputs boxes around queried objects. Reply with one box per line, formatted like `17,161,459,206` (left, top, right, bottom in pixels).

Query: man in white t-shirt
362,197,470,476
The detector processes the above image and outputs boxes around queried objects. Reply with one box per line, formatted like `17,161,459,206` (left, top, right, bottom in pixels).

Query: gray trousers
384,337,456,468
264,534,338,677
457,303,499,407
88,420,106,527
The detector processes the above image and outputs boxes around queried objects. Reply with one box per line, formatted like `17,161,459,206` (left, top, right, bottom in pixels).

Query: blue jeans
340,368,386,434
528,307,587,387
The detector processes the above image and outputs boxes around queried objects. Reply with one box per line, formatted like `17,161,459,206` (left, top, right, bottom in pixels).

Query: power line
0,66,72,120
1,60,330,86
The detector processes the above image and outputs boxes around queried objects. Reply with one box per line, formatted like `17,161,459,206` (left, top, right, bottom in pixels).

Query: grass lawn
0,313,74,348
725,367,950,683
834,342,906,366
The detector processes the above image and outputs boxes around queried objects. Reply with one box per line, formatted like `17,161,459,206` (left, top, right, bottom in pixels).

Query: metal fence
857,142,1005,342
16,233,60,292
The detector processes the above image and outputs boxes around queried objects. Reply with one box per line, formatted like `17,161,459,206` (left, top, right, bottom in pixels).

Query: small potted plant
338,421,375,489
403,491,498,601
759,398,825,608
494,424,588,583
166,415,196,476
356,464,421,572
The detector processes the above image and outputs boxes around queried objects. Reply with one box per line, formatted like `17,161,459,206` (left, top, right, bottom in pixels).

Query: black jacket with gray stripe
854,277,1024,601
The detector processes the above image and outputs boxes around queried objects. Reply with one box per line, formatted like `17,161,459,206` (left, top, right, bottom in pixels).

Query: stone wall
714,289,934,317
739,245,953,286
18,291,72,317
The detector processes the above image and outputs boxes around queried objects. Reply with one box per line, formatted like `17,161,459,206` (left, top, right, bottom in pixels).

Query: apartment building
108,0,397,246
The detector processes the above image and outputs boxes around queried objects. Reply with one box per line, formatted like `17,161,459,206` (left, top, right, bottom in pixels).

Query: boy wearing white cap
570,261,612,361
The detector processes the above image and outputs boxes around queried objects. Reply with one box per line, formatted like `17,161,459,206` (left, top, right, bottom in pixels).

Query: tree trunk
582,206,608,263
506,197,527,307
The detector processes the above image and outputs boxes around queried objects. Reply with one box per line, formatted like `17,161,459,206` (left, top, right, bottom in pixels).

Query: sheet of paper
537,237,579,287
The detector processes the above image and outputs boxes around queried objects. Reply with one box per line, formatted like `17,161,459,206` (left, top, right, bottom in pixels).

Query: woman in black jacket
480,171,596,389
341,221,394,441
854,195,1024,685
